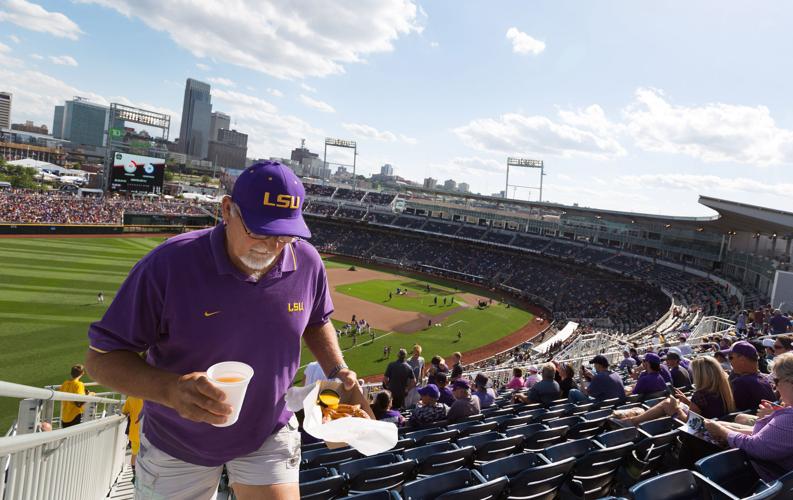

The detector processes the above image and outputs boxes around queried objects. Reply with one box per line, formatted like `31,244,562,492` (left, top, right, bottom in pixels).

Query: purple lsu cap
417,384,440,399
643,353,661,364
231,161,311,238
721,341,758,360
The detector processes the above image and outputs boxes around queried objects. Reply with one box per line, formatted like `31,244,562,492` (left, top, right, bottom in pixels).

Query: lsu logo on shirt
288,302,305,313
263,192,300,209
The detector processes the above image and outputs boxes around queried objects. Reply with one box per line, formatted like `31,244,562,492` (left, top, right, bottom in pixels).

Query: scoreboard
109,152,165,194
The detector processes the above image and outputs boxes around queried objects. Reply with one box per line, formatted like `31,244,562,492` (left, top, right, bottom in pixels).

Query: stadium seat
338,453,417,493
450,421,498,438
302,441,331,453
640,390,669,402
517,408,547,422
543,438,601,462
498,414,533,431
628,469,775,500
403,442,476,476
642,397,667,408
299,471,347,499
695,448,781,499
459,413,485,423
388,437,416,454
401,469,484,500
540,408,569,422
300,466,338,483
592,398,621,410
457,431,523,463
482,407,514,418
566,416,608,440
337,489,402,500
624,429,679,485
435,475,508,500
546,415,583,429
596,427,641,448
636,416,679,438
302,447,362,470
478,453,576,500
522,426,569,453
560,442,634,499
583,408,614,421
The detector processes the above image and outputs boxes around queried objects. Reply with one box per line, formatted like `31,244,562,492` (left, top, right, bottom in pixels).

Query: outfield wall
0,223,209,236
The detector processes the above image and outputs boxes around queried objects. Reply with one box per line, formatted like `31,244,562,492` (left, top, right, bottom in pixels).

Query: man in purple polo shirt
723,341,776,412
85,161,357,499
630,353,667,396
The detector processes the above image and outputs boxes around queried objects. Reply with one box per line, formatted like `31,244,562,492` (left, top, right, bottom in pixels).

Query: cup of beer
207,361,254,427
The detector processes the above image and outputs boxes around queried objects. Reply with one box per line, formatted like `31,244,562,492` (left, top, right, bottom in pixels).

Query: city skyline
1,1,793,215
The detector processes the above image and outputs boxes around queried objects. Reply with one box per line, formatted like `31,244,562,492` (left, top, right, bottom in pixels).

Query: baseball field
0,235,544,431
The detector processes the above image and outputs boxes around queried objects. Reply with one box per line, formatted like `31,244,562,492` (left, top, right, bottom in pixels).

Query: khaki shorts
134,417,301,500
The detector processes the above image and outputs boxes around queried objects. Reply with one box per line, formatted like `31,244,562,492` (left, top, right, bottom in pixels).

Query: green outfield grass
337,278,463,314
0,240,533,431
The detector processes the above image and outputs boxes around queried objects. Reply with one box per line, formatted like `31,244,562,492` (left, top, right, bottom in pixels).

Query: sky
1,0,792,216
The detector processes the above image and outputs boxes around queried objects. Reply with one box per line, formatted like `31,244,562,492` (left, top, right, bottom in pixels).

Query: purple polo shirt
88,225,333,466
633,372,667,395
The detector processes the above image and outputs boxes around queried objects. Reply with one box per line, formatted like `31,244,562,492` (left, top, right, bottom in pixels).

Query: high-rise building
0,92,11,129
443,179,457,191
61,99,109,147
178,78,212,159
380,163,394,177
423,177,437,189
210,111,230,141
291,139,319,164
217,128,247,148
52,105,64,138
458,182,470,193
208,129,248,168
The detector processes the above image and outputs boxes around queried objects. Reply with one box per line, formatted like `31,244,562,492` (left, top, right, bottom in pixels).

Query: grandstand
1,185,792,499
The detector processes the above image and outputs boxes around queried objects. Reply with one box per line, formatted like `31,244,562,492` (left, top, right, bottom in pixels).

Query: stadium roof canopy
402,186,793,236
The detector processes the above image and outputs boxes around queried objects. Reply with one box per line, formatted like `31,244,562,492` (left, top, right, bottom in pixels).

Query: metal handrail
0,415,125,456
0,381,120,404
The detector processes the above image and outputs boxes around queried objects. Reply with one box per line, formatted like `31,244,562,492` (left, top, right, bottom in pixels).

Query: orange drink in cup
207,361,254,427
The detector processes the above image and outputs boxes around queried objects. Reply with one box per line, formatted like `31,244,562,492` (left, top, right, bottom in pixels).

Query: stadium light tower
323,137,357,189
505,157,544,202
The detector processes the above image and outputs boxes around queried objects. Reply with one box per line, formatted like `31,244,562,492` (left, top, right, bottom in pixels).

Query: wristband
327,362,348,380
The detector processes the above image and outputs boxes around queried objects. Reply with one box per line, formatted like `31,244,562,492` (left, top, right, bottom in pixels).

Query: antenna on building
300,138,306,149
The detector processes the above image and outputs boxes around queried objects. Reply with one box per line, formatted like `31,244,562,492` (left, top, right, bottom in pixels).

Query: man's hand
336,368,358,391
703,420,729,443
166,372,233,425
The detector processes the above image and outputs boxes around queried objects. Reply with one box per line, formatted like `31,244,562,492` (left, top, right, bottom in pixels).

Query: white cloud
506,27,545,55
0,41,9,53
300,94,335,113
615,173,793,199
8,34,20,43
429,41,439,48
453,104,625,159
30,53,43,60
342,122,417,144
49,55,78,66
0,0,83,40
624,88,793,166
267,88,284,98
195,62,210,71
212,88,277,114
206,76,234,87
78,0,423,79
300,82,317,93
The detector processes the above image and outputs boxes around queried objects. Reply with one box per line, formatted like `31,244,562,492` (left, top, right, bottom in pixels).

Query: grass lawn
336,278,463,314
0,239,533,431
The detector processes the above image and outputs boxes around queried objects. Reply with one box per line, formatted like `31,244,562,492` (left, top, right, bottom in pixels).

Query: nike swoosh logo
204,311,221,317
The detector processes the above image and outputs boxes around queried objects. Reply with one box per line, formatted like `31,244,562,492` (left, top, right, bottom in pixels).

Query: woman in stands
614,356,735,425
557,363,578,399
371,390,405,426
705,352,793,481
506,367,525,390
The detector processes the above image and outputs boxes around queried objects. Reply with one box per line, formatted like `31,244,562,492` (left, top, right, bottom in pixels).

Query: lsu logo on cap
288,302,304,313
263,192,300,209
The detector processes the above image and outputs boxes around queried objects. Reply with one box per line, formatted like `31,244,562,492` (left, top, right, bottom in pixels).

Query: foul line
446,320,468,328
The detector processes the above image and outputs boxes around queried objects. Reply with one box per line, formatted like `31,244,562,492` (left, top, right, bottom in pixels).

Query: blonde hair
413,344,422,355
541,363,556,380
692,356,735,413
773,352,793,384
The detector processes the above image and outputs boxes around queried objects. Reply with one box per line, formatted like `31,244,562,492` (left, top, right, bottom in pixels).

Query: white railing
0,381,127,500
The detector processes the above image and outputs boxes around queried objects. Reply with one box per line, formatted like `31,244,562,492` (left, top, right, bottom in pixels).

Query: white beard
238,251,277,279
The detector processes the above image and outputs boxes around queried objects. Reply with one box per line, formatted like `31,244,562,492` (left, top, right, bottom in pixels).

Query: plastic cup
207,361,254,427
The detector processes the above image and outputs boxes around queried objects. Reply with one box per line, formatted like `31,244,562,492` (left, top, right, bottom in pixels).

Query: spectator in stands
426,356,448,386
629,347,642,366
619,350,637,372
85,162,354,499
773,335,793,357
435,372,455,407
515,363,561,405
383,348,416,410
616,356,736,426
715,351,732,372
60,364,92,428
472,373,496,408
629,353,667,396
524,365,540,388
724,341,776,411
557,363,578,399
450,352,463,380
677,335,693,356
407,344,425,386
737,310,748,335
664,351,692,388
408,384,448,428
372,390,405,426
122,396,144,476
570,355,625,403
506,368,525,390
770,309,791,335
705,352,793,481
447,380,481,423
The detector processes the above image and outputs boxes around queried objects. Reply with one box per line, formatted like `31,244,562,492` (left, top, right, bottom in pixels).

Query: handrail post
15,399,40,435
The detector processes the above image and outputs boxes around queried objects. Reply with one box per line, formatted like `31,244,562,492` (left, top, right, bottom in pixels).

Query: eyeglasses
237,217,296,244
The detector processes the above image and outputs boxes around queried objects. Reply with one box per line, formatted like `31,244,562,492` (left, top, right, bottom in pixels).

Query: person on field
85,162,357,500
